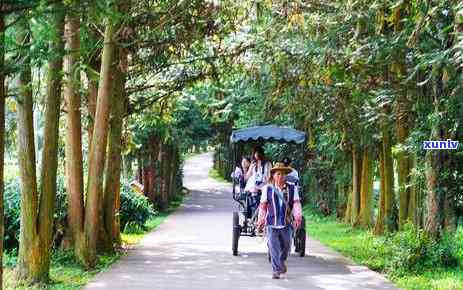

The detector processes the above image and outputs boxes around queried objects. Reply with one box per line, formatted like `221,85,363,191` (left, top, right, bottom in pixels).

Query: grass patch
208,168,228,183
121,194,185,246
3,251,120,290
3,194,185,289
304,207,463,290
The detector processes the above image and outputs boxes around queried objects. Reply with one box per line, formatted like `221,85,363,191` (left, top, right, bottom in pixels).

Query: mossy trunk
382,122,396,232
86,17,117,267
101,48,126,251
374,144,386,235
424,71,448,238
158,143,168,209
15,17,42,282
16,6,65,281
357,148,373,227
148,137,160,204
86,58,99,153
344,192,352,224
392,0,414,230
63,4,87,265
350,146,362,225
37,4,65,276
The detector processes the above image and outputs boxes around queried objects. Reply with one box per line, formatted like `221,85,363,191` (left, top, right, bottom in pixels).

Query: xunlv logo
423,139,459,150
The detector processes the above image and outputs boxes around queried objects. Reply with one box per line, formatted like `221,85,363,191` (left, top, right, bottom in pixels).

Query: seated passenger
245,146,272,194
231,156,252,192
244,146,271,218
282,157,299,185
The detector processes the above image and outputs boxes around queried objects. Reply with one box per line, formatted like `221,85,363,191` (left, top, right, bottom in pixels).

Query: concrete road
86,153,398,290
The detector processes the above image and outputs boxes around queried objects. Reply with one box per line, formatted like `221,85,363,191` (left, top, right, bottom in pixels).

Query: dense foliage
207,0,463,234
0,0,462,288
119,183,156,233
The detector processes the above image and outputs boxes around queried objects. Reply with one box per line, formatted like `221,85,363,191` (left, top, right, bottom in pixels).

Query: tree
14,2,65,281
63,0,87,264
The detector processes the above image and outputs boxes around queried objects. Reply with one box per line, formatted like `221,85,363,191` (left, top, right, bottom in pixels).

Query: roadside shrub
3,175,68,252
455,227,463,263
3,179,21,251
120,183,156,232
387,223,459,276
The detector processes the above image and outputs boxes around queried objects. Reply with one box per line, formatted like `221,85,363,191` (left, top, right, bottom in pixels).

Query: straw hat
270,162,293,175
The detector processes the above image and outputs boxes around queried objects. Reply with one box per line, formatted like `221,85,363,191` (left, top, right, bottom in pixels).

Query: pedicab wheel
232,212,240,256
295,216,306,257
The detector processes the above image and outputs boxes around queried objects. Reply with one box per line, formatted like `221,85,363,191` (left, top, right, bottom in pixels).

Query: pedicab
229,125,307,257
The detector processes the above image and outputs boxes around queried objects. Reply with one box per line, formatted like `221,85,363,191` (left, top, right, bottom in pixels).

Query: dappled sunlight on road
86,153,397,290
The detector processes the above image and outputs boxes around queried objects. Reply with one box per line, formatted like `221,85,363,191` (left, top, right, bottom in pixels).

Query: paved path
86,153,398,290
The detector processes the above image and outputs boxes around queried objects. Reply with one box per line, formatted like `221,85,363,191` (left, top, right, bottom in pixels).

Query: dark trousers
267,226,292,273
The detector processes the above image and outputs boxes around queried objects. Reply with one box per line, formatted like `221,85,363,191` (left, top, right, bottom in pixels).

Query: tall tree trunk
350,146,362,225
158,143,168,209
344,192,352,223
424,129,445,238
374,146,386,235
16,6,65,281
86,59,99,150
64,4,87,264
382,121,396,232
15,18,41,281
165,144,173,201
357,148,373,227
0,13,5,290
424,72,446,238
148,137,160,204
37,3,65,278
86,16,117,267
392,0,414,229
169,146,178,198
101,48,127,251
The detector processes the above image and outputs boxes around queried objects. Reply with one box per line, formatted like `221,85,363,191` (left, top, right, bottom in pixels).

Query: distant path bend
86,152,398,290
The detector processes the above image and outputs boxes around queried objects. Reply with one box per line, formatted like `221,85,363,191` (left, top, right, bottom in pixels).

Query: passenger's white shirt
244,161,271,192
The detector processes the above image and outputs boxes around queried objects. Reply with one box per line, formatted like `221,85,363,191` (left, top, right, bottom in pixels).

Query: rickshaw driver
256,162,303,279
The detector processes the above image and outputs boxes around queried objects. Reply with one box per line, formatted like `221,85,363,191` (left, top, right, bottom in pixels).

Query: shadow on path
85,153,398,290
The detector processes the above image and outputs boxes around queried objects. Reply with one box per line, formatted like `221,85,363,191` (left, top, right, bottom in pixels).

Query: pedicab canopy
230,125,306,145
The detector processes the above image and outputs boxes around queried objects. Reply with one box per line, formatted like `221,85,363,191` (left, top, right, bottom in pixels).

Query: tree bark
374,146,386,235
382,122,396,232
101,48,127,251
350,146,362,225
63,3,87,264
169,146,178,198
86,59,99,150
148,137,160,204
15,17,41,281
37,4,65,277
424,73,446,238
158,142,168,209
392,0,414,229
85,16,117,267
424,131,444,238
165,144,173,201
357,148,373,227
